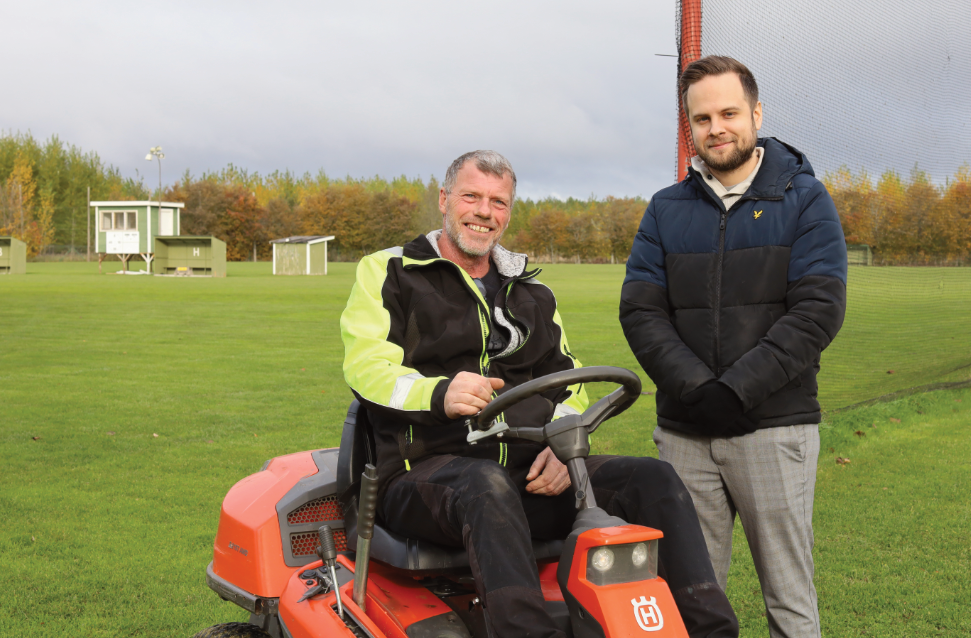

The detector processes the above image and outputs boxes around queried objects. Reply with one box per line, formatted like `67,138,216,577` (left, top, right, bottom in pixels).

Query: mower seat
336,400,563,572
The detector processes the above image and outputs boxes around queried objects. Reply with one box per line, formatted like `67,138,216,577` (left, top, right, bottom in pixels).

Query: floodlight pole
677,0,703,182
146,147,165,272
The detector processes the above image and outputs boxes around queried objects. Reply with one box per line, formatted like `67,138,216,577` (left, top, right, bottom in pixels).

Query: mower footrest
206,561,280,616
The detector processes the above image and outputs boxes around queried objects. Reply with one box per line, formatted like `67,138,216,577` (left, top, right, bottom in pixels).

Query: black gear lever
317,524,343,619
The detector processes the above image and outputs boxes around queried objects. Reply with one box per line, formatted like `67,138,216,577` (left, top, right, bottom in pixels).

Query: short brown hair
679,56,759,114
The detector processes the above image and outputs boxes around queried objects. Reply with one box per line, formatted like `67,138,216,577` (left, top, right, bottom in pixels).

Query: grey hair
443,150,517,204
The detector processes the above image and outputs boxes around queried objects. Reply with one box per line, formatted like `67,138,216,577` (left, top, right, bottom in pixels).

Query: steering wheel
468,366,642,436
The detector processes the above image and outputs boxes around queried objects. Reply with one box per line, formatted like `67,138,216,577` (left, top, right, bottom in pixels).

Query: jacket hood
403,230,529,278
748,137,815,198
687,137,815,201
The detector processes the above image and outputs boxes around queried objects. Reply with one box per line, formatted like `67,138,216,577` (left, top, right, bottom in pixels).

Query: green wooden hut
0,237,27,275
90,201,185,271
154,236,227,277
271,236,335,275
847,244,873,266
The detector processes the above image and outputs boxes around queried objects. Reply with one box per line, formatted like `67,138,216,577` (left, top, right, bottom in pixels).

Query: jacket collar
404,229,529,278
687,137,815,202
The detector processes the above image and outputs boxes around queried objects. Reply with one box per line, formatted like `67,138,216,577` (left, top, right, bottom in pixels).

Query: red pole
677,0,703,181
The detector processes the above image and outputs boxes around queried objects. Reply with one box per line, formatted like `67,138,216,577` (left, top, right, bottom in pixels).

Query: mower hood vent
276,449,345,567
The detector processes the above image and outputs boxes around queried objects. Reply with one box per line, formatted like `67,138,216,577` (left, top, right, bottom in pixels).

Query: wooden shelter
271,236,335,275
0,237,27,275
154,236,227,277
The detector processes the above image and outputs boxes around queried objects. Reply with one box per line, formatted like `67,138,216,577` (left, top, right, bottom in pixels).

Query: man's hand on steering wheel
525,447,571,496
444,371,505,420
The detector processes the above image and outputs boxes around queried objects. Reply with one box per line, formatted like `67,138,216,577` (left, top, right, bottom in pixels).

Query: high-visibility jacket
341,230,588,493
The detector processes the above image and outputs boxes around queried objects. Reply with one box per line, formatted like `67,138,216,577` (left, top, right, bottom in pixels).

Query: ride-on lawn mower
194,367,689,637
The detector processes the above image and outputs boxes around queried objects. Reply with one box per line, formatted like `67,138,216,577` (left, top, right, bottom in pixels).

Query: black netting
677,0,971,409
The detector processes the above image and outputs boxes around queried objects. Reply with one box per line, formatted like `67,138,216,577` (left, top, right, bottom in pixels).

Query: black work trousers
382,453,738,638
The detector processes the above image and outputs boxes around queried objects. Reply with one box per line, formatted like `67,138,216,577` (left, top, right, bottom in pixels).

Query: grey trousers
654,424,821,638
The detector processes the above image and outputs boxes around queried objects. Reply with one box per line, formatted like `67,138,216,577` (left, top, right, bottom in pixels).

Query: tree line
0,132,146,256
4,132,970,265
1,132,646,263
825,165,971,265
167,165,647,263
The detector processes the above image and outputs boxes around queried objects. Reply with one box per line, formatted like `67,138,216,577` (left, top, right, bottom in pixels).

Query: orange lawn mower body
198,368,689,638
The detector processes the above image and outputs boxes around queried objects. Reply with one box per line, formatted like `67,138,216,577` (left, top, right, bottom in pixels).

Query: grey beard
445,211,504,258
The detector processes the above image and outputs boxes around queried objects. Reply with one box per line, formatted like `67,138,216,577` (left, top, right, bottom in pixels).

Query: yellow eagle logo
753,210,763,219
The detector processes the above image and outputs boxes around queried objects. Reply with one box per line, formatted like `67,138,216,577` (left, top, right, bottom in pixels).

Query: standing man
620,56,847,637
342,150,739,638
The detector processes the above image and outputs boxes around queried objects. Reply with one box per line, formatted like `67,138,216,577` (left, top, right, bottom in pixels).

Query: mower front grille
290,529,348,557
287,495,344,526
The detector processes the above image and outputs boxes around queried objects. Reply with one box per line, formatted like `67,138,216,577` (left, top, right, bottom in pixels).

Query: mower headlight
590,547,615,572
585,540,658,586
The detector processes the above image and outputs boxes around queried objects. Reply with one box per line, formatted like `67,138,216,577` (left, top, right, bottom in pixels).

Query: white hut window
102,211,138,231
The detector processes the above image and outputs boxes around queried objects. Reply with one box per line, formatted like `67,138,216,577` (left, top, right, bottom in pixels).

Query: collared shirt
691,146,764,211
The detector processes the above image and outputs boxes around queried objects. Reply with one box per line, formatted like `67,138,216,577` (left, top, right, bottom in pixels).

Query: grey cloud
1,0,681,199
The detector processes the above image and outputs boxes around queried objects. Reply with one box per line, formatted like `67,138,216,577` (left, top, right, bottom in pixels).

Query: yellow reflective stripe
403,425,413,471
341,252,447,411
551,308,589,414
477,305,490,375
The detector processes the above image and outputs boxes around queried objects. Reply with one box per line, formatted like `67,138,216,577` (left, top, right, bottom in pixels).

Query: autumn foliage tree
300,184,414,259
0,151,55,256
1,132,147,255
826,164,971,264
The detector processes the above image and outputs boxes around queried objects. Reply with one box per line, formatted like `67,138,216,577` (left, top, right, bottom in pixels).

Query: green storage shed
154,236,227,277
271,235,335,275
0,237,27,275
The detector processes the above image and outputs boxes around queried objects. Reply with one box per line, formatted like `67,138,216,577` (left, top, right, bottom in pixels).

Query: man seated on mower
340,150,738,638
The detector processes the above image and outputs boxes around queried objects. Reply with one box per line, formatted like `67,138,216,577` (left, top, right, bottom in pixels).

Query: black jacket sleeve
620,201,717,400
719,181,848,410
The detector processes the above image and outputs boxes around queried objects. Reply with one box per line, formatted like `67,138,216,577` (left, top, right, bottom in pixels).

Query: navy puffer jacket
621,138,847,432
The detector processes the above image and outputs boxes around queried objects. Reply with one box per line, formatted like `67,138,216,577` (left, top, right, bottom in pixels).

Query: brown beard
699,124,758,173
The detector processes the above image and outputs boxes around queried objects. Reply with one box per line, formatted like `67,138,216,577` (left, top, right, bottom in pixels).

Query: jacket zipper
714,210,727,372
406,256,530,465
689,168,794,372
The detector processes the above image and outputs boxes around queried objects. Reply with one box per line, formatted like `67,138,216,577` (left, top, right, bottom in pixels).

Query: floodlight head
145,154,153,160
158,153,165,159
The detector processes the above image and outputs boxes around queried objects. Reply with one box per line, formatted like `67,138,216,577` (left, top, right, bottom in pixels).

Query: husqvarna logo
631,596,663,631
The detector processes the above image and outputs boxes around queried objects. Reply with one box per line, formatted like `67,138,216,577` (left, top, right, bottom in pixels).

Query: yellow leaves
827,164,971,264
34,189,56,255
1,151,37,244
1,151,56,257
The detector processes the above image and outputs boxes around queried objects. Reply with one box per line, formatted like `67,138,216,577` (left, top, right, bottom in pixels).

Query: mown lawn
0,261,968,637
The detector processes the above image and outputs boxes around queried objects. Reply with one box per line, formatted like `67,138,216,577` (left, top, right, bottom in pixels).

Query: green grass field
1,262,969,637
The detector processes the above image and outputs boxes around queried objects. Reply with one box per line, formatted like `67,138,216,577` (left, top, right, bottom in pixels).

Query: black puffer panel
621,138,848,432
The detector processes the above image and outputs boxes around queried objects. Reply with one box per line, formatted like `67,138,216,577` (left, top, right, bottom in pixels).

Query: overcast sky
1,0,682,200
6,1,966,201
